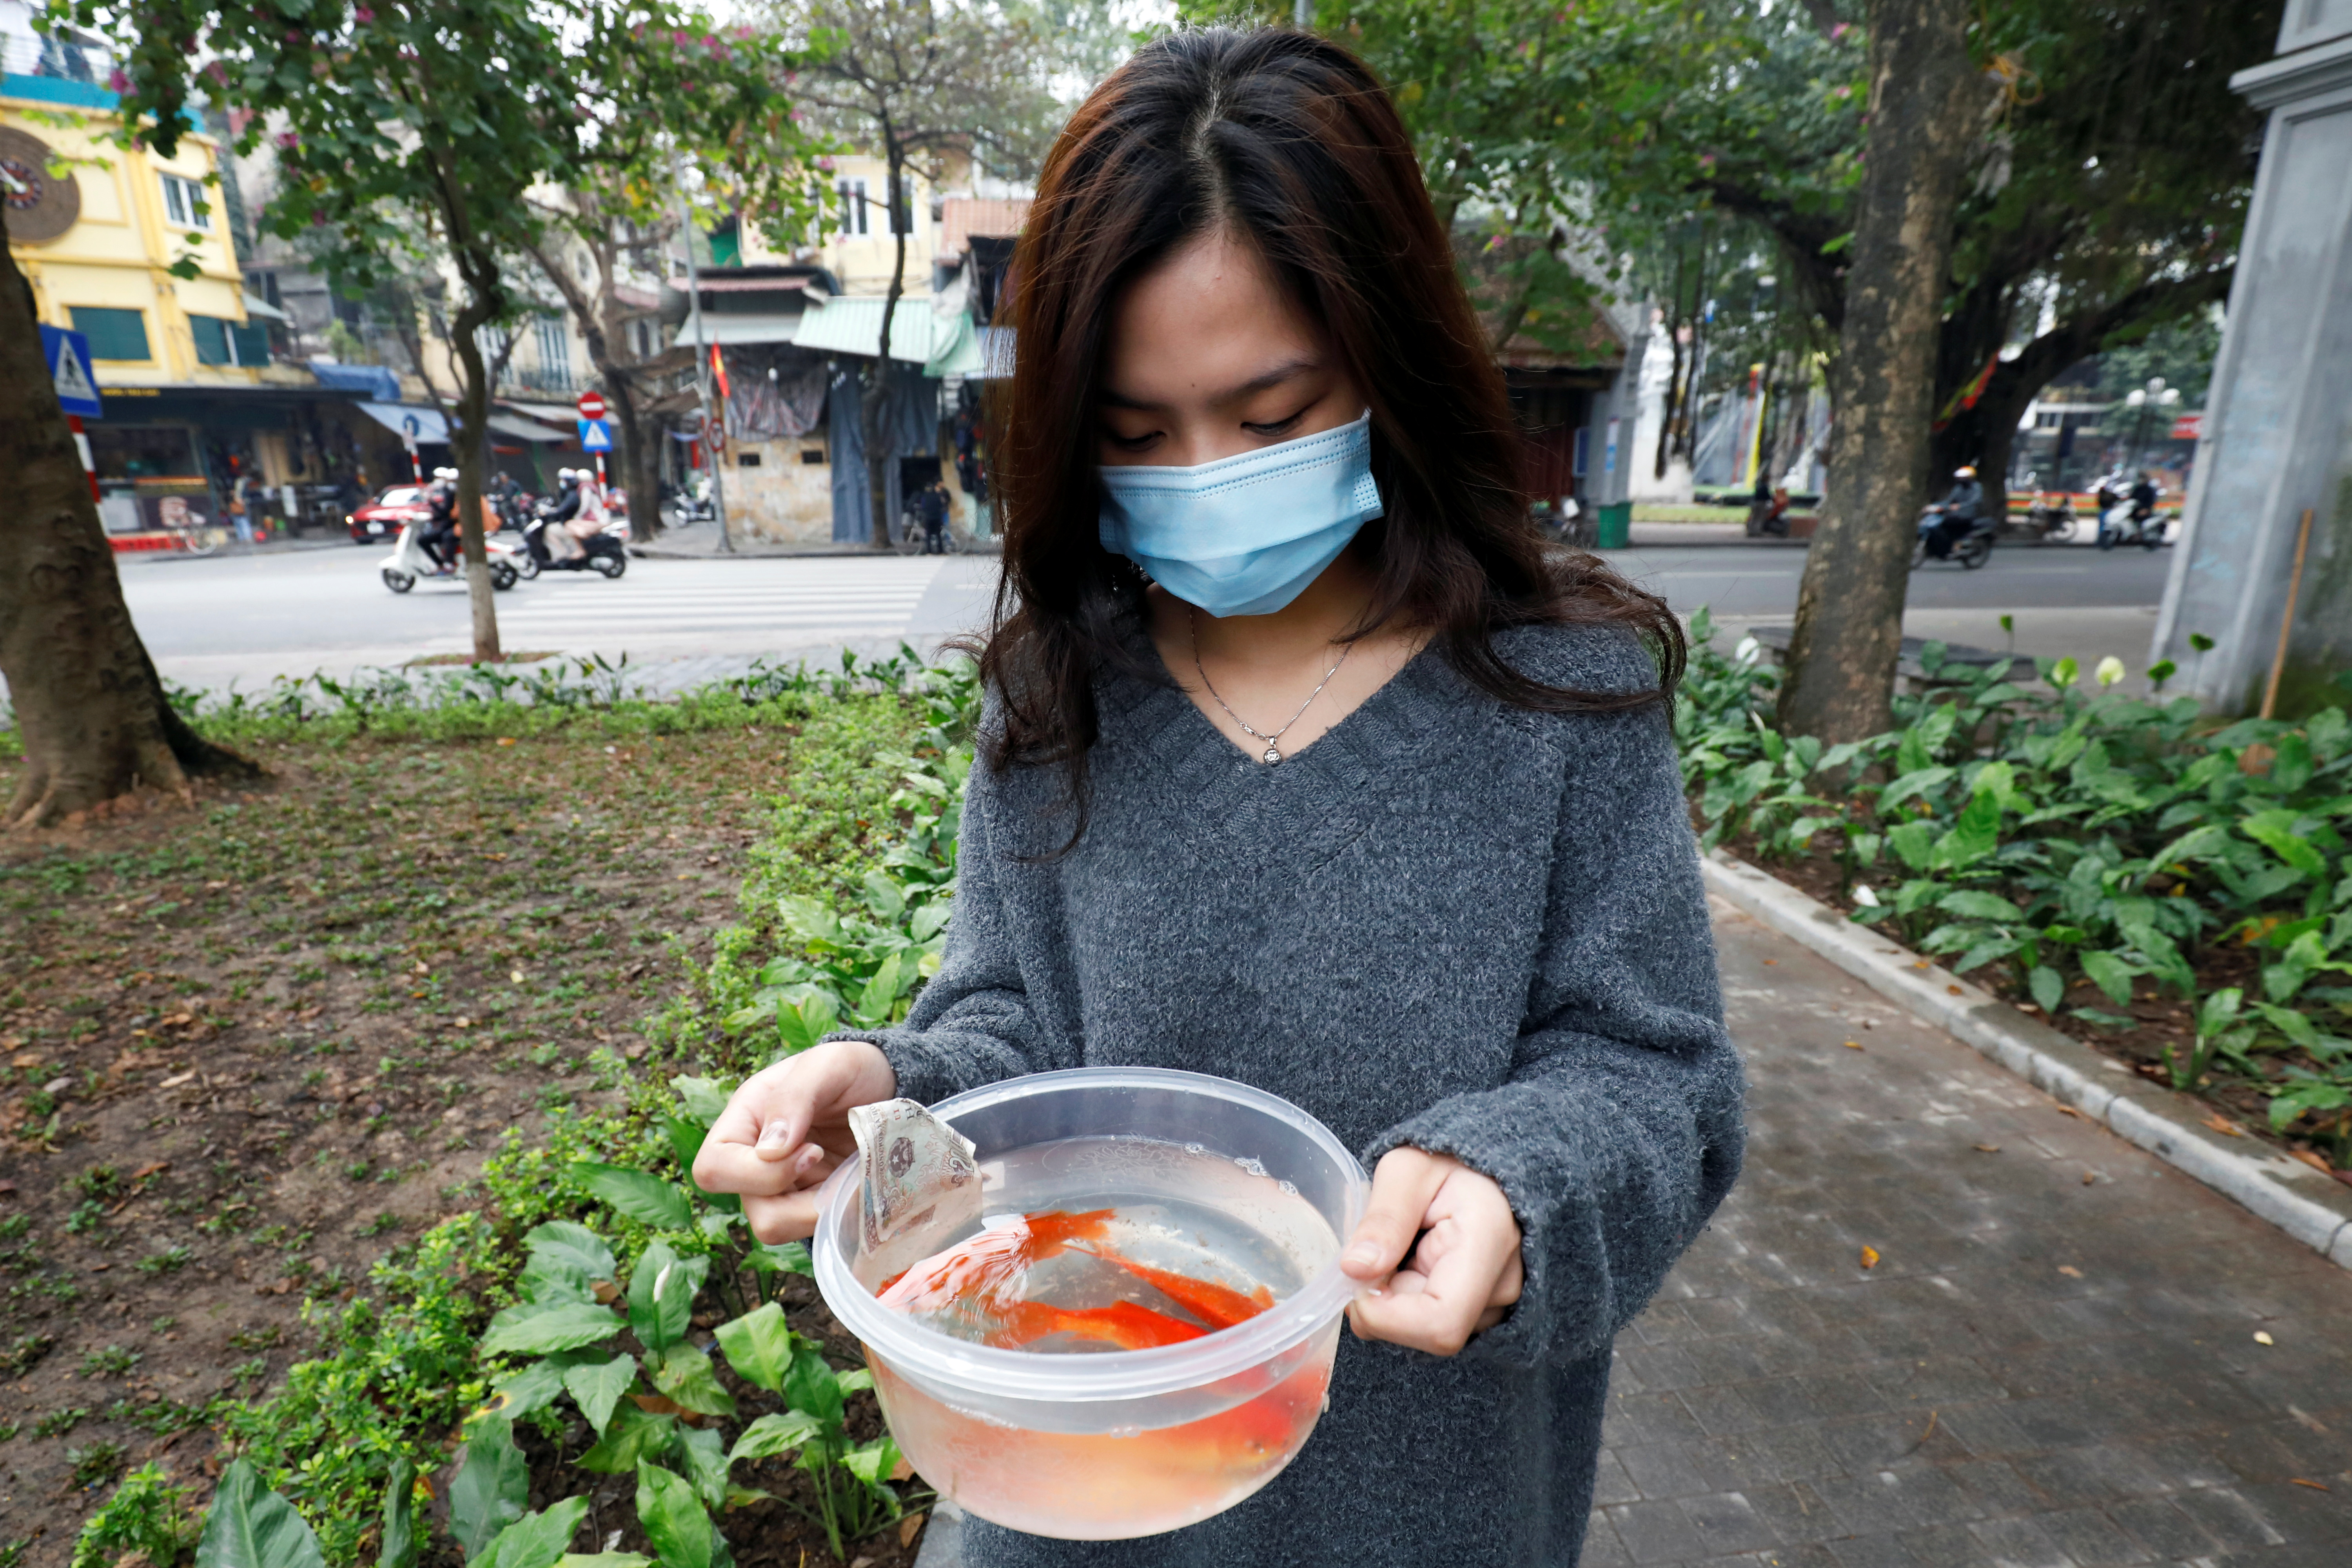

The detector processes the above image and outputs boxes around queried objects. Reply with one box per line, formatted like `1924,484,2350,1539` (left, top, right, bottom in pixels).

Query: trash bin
1595,501,1632,549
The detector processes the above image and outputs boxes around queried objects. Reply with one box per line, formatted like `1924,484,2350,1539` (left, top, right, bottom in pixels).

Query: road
75,536,2172,700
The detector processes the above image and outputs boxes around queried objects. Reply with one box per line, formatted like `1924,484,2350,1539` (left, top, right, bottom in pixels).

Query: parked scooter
516,506,628,580
1912,506,1996,570
380,521,520,593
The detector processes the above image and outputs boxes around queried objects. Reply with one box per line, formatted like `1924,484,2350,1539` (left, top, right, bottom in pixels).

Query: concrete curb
1700,850,2352,1271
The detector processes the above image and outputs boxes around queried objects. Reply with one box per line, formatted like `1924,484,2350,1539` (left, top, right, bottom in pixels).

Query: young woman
697,27,1744,1566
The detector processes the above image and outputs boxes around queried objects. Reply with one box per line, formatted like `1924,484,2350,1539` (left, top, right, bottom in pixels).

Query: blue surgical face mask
1098,411,1383,618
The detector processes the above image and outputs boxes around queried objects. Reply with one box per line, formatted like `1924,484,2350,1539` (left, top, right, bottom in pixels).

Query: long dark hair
976,25,1682,813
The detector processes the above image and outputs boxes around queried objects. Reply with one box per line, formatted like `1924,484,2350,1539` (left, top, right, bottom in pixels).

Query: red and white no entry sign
575,390,608,421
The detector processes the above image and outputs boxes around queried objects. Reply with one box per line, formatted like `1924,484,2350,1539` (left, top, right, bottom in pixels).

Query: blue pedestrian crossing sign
577,418,613,452
42,325,103,419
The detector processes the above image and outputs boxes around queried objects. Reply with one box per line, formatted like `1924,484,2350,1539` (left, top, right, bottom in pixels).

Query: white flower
1852,883,1881,908
2095,655,2126,688
1734,635,1760,666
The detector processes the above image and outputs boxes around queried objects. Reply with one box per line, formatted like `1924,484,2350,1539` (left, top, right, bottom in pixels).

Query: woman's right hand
692,1040,897,1243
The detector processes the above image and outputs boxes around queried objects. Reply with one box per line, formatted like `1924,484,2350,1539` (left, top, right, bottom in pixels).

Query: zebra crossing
490,556,952,644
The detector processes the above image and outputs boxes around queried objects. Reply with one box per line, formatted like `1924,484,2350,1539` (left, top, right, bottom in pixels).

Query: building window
71,305,151,361
837,178,868,236
159,172,211,230
188,314,270,367
534,316,569,381
232,319,270,365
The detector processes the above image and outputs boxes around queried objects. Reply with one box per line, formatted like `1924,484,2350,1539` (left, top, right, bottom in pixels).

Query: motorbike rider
2130,470,2160,532
913,477,952,554
1922,464,1984,559
418,467,461,571
540,468,589,564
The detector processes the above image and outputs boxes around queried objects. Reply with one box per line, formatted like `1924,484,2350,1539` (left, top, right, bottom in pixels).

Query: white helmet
1954,465,1977,479
434,467,458,481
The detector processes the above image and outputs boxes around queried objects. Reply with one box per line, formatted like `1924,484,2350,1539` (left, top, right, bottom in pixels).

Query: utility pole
676,172,734,554
1293,0,1311,25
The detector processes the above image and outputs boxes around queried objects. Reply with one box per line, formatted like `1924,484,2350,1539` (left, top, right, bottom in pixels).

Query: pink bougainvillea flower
106,68,129,91
354,4,374,19
1830,21,1849,40
278,129,300,148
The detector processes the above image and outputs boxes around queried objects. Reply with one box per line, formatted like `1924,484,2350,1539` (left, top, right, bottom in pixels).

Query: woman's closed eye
1241,410,1306,440
1103,427,1165,454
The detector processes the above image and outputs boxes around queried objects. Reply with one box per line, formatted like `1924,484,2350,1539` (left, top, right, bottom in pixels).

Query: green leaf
650,1343,738,1417
834,1367,875,1397
667,1118,740,1214
728,1411,824,1466
2079,950,2140,1008
854,952,904,1024
489,1352,593,1418
776,991,840,1057
562,1353,640,1437
1877,767,1955,813
839,1434,903,1495
478,1302,624,1358
747,1240,814,1279
626,1242,706,1355
635,1462,716,1568
861,869,907,923
1885,820,1937,871
195,1459,325,1568
523,1222,617,1288
675,1424,732,1512
573,1163,694,1231
1930,788,2003,871
575,1406,678,1475
670,1075,734,1125
1937,889,2024,922
784,1340,846,1432
776,894,842,946
2029,964,2065,1014
381,1457,419,1568
2241,809,2327,878
557,1557,654,1568
713,1302,795,1394
476,1498,591,1568
450,1417,530,1564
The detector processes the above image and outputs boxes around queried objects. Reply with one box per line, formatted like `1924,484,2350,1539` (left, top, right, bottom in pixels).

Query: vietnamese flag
711,343,730,400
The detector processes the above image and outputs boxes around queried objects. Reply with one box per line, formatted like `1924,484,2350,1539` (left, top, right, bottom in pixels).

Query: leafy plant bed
1679,608,2352,1179
2,656,957,1568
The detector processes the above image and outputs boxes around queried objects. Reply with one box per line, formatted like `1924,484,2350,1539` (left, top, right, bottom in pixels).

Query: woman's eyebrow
1097,358,1321,412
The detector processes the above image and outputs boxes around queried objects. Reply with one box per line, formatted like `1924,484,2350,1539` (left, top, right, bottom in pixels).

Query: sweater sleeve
1367,695,1746,1372
826,745,1055,1107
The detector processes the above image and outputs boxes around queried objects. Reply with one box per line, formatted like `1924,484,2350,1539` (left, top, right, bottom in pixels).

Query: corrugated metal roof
669,311,804,348
790,296,945,364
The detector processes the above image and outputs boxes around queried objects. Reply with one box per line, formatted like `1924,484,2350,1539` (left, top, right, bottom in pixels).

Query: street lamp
2123,376,2178,474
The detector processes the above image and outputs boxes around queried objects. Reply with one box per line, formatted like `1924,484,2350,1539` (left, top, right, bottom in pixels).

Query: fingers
1347,1158,1524,1357
1341,1147,1451,1281
693,1041,896,1198
742,1172,834,1245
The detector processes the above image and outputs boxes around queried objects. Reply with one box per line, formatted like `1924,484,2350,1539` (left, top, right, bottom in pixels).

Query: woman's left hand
1341,1147,1524,1356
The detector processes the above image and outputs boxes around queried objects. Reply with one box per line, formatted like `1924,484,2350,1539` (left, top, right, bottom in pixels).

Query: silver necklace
1188,606,1353,766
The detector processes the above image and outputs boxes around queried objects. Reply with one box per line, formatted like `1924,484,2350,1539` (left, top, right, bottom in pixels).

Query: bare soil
0,726,923,1567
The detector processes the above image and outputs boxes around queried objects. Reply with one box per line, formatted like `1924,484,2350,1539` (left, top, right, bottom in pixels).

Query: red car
348,485,432,544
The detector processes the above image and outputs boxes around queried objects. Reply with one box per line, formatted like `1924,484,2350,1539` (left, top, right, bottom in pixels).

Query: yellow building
3,33,421,535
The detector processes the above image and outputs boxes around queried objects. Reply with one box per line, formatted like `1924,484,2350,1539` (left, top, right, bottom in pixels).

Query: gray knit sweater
846,620,1745,1568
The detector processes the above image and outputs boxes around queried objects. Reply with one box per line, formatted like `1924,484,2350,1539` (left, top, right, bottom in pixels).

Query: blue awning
307,361,403,400
357,403,449,444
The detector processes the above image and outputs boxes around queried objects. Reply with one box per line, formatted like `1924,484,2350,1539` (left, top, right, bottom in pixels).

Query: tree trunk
1775,0,1982,742
449,258,504,664
0,241,256,827
867,147,909,551
609,376,658,542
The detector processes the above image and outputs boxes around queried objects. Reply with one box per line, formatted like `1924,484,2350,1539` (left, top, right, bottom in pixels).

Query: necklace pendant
1261,742,1282,766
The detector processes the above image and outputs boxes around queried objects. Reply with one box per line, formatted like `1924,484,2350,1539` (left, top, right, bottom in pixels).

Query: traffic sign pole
673,159,733,554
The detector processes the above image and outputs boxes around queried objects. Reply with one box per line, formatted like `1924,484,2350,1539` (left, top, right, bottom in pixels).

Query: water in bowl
855,1135,1340,1537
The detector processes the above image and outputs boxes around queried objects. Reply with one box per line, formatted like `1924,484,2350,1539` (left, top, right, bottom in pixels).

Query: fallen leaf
2057,1105,2084,1119
1912,960,1930,970
1762,959,1777,966
631,1393,688,1417
43,1076,71,1094
2290,1150,2334,1175
1844,1040,1864,1051
131,1161,169,1181
591,1280,622,1305
899,1513,926,1548
2254,1330,2275,1346
1974,1143,2002,1153
10,1052,42,1069
497,736,517,746
888,1455,915,1482
2239,742,2276,777
510,971,526,984
2201,1113,2245,1138
2082,1171,2098,1185
159,1071,197,1089
1946,985,1963,996
91,1262,111,1273
1858,1245,1880,1270
0,1181,15,1196
2057,1265,2083,1278
2290,1477,2330,1491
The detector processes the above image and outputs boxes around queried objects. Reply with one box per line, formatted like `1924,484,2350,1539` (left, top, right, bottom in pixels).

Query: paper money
847,1099,981,1265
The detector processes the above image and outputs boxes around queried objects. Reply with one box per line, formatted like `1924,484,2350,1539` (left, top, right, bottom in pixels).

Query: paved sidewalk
1582,898,2352,1567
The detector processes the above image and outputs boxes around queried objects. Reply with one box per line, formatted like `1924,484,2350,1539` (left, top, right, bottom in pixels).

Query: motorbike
2093,479,2166,551
381,521,520,593
516,508,628,580
2022,484,2078,541
1913,506,1996,570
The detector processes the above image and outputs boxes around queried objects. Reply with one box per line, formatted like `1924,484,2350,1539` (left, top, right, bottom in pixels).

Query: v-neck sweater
843,619,1746,1568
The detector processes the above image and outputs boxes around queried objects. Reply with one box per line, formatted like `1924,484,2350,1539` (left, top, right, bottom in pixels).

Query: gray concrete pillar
2151,9,2352,714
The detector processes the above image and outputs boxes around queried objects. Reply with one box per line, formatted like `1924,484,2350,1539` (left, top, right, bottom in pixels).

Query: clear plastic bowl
813,1066,1370,1539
